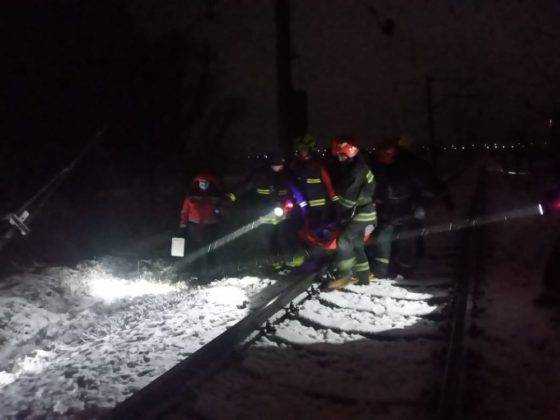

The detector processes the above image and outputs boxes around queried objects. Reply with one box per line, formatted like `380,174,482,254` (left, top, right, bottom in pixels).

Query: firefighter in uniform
289,134,337,267
235,152,299,270
327,138,377,289
370,138,452,277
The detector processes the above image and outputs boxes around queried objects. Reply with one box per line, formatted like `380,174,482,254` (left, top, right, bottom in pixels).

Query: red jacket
180,174,222,225
180,195,220,224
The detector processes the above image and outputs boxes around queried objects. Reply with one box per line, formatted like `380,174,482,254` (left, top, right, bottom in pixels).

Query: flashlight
283,199,294,211
273,207,284,217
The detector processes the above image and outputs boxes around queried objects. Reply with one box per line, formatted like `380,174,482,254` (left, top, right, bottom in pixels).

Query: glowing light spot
88,274,175,303
205,286,247,306
273,207,284,217
538,204,544,215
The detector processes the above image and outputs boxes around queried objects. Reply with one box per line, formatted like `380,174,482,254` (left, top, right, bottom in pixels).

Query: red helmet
193,173,221,191
331,137,359,158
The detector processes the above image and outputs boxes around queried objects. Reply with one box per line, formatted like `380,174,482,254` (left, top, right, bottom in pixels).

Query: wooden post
426,75,437,169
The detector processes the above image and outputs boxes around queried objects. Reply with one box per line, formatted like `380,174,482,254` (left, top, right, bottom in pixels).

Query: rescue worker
327,137,377,289
369,138,449,277
179,173,226,277
235,152,301,271
289,134,338,267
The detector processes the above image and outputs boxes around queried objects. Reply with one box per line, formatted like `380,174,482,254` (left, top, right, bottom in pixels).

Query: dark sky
3,0,560,196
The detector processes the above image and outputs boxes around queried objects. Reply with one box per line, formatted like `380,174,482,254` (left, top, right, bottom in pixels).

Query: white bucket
171,237,185,257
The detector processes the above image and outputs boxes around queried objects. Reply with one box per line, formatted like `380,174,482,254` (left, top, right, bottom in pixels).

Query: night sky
3,1,560,206
2,3,560,416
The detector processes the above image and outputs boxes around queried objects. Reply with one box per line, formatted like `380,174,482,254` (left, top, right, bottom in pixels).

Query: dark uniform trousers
370,217,419,278
185,222,220,277
335,203,376,283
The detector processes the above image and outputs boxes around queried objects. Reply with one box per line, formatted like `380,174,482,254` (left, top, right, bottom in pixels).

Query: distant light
538,204,544,215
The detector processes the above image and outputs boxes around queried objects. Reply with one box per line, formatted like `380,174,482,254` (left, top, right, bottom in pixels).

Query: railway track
111,164,483,420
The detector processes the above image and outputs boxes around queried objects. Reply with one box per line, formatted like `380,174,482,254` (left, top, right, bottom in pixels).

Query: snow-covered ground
0,259,277,417
190,278,452,420
464,161,560,419
0,155,481,419
173,162,481,420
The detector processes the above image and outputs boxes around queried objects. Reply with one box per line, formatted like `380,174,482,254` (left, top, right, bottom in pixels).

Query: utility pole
425,75,438,170
275,0,307,157
275,0,293,157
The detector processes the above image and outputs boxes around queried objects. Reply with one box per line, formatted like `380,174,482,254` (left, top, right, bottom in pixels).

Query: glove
414,207,426,220
336,214,352,229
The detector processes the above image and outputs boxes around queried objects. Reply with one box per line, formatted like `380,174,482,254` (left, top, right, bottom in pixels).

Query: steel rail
436,164,486,419
109,271,318,419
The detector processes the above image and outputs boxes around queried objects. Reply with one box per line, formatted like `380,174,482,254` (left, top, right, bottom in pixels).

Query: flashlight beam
175,209,283,270
177,204,543,270
389,204,543,243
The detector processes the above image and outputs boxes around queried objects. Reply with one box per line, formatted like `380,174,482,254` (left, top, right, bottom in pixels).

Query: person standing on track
327,137,377,289
288,134,338,268
369,138,453,278
234,152,301,272
179,173,227,278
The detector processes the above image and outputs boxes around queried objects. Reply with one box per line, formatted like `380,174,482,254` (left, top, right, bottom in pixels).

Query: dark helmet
376,137,400,165
295,134,316,158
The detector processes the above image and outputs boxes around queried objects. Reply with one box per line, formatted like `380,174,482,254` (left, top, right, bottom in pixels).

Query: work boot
326,276,357,290
356,273,377,286
271,261,285,271
285,255,305,268
355,272,376,286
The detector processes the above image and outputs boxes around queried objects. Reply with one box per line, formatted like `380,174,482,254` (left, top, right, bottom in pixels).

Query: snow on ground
160,158,480,420
345,280,450,301
318,287,444,316
465,163,560,419
0,260,275,417
191,335,442,420
298,296,440,336
0,155,477,419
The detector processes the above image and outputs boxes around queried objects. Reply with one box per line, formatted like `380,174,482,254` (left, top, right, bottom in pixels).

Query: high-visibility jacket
234,165,305,224
333,155,377,224
236,165,295,206
290,157,337,209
